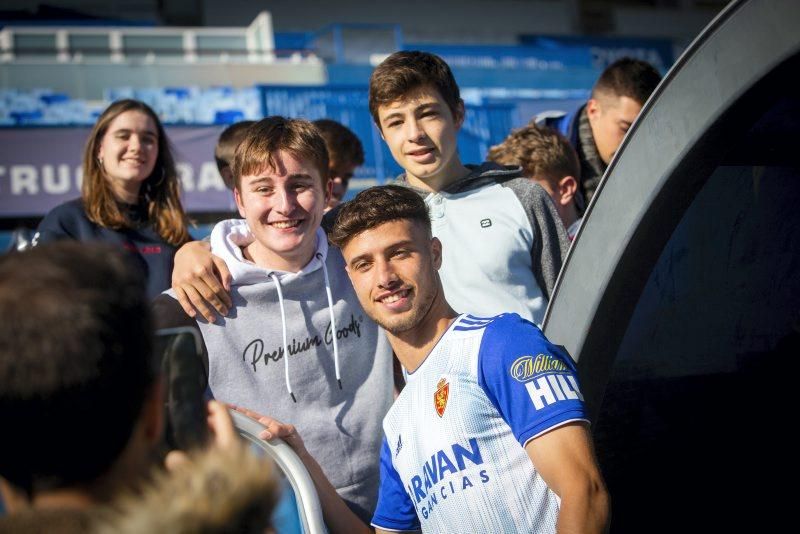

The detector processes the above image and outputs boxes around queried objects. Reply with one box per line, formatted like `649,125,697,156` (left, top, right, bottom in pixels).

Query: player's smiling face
342,218,442,336
234,150,331,271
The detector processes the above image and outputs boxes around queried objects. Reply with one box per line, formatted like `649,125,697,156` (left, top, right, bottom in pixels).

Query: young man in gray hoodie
152,117,394,521
171,51,568,327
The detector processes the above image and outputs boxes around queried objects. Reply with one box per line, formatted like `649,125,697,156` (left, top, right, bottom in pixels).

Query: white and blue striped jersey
371,313,588,533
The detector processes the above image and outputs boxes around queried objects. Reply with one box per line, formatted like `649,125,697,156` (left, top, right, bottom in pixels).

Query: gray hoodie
156,220,393,519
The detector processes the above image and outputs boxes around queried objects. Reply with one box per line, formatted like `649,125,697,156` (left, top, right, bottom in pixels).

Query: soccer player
241,185,609,533
0,242,164,527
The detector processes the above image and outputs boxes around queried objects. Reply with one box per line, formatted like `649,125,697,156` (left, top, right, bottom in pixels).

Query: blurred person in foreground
313,119,365,211
489,122,583,240
0,242,164,531
0,242,278,534
238,185,609,533
536,57,662,203
34,99,191,298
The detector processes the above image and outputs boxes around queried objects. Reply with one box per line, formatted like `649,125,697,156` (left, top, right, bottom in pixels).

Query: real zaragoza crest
434,377,449,417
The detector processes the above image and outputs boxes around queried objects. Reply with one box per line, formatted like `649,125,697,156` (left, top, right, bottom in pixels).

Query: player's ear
431,236,443,270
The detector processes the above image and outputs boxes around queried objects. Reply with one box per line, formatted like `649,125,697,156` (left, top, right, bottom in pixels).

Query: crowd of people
1,50,662,532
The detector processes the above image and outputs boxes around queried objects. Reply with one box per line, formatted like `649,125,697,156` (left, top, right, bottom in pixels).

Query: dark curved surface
543,0,800,411
542,0,800,530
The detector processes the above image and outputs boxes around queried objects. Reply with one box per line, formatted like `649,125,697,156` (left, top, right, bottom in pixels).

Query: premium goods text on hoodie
153,220,394,519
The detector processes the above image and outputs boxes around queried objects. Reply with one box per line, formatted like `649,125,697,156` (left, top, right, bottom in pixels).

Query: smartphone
155,327,209,451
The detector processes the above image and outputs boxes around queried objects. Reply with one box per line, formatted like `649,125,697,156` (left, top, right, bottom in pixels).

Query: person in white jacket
152,117,393,522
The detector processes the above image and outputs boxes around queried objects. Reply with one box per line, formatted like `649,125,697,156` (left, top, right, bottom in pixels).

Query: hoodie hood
393,161,524,196
209,218,329,286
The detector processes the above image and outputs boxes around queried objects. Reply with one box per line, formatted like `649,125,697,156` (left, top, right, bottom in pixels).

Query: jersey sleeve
477,313,588,447
371,437,420,532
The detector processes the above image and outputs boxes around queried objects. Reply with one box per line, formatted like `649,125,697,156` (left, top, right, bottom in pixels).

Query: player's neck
388,292,458,373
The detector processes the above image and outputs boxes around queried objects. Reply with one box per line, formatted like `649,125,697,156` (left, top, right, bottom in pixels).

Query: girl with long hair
35,99,191,297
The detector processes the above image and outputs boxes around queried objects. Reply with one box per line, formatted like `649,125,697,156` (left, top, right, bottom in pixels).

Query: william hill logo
510,354,568,382
510,354,584,410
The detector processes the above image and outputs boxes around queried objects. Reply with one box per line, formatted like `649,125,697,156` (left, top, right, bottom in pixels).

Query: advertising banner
0,125,235,217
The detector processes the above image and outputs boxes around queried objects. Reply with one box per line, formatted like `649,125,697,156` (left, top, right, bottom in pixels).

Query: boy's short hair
232,117,329,189
368,51,463,127
592,57,662,106
313,119,365,169
329,185,431,249
0,242,157,495
215,120,256,174
487,123,580,189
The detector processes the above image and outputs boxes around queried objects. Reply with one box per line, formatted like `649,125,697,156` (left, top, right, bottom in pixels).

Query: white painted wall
0,60,326,99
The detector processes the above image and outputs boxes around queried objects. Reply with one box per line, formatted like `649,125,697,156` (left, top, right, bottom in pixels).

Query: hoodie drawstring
317,252,342,390
269,272,295,403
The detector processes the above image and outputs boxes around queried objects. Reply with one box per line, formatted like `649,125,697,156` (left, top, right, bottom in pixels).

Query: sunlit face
326,159,358,210
234,150,331,271
97,110,159,201
342,219,442,335
587,94,642,165
377,85,464,190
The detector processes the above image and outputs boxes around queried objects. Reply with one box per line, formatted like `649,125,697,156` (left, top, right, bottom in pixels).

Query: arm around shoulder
171,240,233,323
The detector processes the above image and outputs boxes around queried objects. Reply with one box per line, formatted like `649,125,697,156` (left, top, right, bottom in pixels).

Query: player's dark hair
0,242,157,496
329,185,431,249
